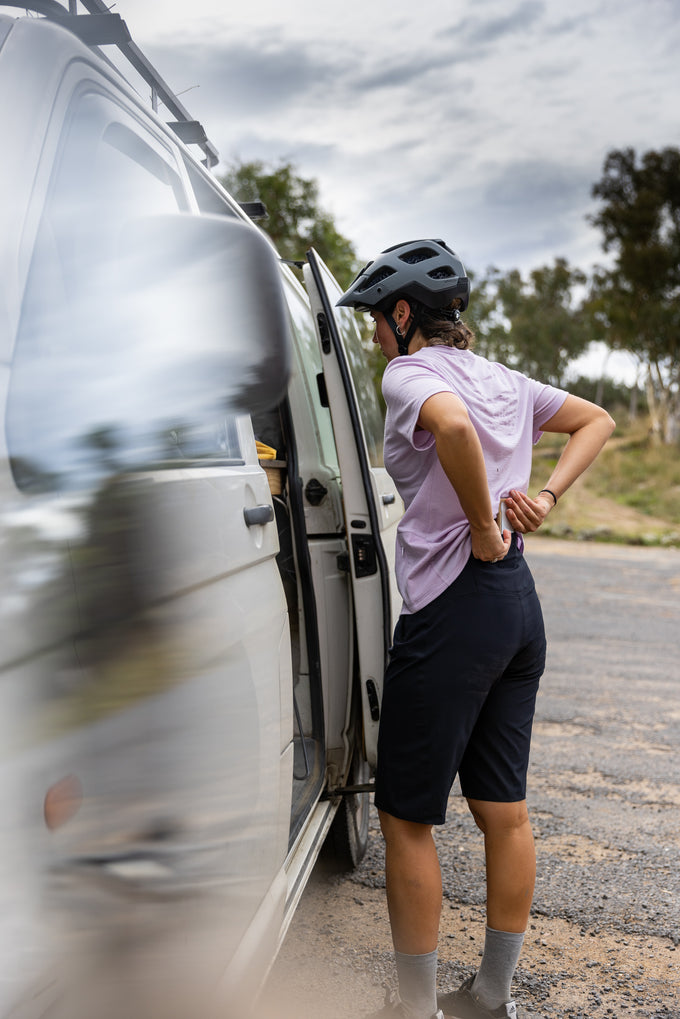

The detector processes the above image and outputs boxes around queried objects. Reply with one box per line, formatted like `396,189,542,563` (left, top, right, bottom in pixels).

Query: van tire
327,751,370,871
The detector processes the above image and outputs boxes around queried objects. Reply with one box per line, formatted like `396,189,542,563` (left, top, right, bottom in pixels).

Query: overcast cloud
120,0,679,380
125,0,678,274
105,0,676,385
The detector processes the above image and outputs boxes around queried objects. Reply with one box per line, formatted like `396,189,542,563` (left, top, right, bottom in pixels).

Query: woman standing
336,240,615,1019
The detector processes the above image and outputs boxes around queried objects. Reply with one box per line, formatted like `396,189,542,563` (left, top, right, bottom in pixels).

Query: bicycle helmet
336,239,469,354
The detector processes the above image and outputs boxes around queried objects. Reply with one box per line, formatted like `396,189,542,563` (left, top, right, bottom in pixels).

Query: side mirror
7,214,292,488
117,214,291,417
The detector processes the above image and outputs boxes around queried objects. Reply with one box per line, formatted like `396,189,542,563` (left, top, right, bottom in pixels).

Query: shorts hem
374,797,446,826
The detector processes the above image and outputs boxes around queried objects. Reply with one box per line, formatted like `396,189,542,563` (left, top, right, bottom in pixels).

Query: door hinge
317,312,331,354
336,551,350,573
366,678,380,721
316,372,329,407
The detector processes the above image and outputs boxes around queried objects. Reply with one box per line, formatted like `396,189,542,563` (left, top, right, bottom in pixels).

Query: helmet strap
403,312,421,351
385,312,410,356
386,301,422,356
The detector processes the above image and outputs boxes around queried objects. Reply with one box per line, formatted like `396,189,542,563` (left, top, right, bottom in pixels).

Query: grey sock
395,949,438,1018
472,927,525,1008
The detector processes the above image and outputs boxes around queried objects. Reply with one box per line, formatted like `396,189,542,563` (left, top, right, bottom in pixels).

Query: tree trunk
595,376,605,407
645,368,662,443
646,360,680,445
664,390,680,444
628,384,639,421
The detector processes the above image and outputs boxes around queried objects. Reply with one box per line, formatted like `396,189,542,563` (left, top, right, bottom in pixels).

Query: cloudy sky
122,0,678,379
126,0,679,272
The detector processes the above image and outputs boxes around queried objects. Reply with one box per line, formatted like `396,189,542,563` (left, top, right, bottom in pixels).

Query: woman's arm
418,392,511,562
505,394,616,533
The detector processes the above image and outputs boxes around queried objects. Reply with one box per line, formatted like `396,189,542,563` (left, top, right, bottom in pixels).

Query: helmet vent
428,267,456,280
359,266,397,291
399,247,437,265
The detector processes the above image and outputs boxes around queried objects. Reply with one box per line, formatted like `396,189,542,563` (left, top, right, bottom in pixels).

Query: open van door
303,251,403,768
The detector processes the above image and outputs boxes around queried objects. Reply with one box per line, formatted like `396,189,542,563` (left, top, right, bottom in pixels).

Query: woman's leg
456,798,534,1009
379,810,442,953
378,810,441,1017
466,798,535,932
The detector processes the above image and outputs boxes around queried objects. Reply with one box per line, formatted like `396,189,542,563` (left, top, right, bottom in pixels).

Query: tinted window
286,285,340,474
316,262,385,468
182,155,239,217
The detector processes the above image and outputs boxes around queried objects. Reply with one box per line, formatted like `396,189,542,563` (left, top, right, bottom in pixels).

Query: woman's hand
470,520,512,562
505,490,553,533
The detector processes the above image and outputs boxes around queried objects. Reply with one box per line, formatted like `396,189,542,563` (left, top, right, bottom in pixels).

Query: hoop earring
395,324,403,337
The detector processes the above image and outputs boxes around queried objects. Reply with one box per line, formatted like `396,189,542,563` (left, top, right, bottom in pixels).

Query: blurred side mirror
7,214,292,489
118,213,292,417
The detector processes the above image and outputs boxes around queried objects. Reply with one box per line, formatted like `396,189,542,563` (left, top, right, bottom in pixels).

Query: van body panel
0,9,404,1015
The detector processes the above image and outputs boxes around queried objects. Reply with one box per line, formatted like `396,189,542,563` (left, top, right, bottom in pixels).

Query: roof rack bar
78,0,219,167
2,0,220,168
2,0,70,15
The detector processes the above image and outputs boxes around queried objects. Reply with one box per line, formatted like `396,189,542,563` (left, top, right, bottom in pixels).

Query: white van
0,5,402,1018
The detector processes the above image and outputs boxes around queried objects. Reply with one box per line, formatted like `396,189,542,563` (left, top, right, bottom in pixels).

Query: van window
314,261,385,468
333,303,385,468
7,89,241,493
182,155,239,217
286,284,340,475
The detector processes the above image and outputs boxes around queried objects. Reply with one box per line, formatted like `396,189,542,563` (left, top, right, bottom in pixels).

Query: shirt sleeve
382,357,453,451
529,380,569,442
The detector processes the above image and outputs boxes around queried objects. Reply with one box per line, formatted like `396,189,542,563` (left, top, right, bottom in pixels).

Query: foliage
469,259,589,387
462,270,515,366
218,155,680,428
594,432,680,525
587,147,680,442
219,159,360,288
529,416,680,545
565,374,644,415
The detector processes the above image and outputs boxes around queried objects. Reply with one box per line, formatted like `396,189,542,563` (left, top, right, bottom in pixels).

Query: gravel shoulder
260,540,680,1019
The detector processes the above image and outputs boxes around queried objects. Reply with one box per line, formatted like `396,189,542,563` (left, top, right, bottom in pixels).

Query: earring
395,324,403,337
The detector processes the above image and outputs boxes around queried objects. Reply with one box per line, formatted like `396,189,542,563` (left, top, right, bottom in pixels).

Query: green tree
462,269,516,366
470,260,589,387
588,147,680,443
219,159,360,288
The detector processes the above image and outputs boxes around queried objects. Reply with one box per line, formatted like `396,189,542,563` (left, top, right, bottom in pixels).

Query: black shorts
374,536,546,825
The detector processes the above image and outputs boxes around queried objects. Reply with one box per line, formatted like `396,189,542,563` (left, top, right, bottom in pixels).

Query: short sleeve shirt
382,346,568,614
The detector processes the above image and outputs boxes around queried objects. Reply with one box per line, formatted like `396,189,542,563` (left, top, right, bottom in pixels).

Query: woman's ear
394,299,411,327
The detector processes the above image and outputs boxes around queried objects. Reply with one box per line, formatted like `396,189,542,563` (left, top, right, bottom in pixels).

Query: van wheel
327,752,370,871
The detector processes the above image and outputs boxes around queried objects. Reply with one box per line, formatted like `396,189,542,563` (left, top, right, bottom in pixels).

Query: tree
588,147,680,442
470,260,589,388
461,269,517,367
219,159,360,288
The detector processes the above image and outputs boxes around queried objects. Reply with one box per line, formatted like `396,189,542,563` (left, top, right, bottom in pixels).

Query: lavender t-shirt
382,346,567,614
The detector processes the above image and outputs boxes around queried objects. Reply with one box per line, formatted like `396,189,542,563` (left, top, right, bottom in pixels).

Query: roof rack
1,0,220,167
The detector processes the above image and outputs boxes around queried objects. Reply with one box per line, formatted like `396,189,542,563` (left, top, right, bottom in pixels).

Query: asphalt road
261,538,680,1019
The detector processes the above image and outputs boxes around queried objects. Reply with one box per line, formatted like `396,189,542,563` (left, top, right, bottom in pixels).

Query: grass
530,413,680,547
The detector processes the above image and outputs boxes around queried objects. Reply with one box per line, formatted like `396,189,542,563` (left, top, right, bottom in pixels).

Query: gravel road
260,538,680,1019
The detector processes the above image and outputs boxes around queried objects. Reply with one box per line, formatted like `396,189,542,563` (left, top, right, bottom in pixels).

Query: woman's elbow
574,403,615,439
601,407,616,438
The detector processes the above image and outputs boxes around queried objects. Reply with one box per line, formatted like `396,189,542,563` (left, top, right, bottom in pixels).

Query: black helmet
336,238,470,314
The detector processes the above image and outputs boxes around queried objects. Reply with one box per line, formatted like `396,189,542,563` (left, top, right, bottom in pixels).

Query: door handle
243,504,275,527
382,493,396,505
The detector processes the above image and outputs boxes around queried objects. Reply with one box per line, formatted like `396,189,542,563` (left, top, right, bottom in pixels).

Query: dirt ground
260,540,680,1019
259,804,678,1019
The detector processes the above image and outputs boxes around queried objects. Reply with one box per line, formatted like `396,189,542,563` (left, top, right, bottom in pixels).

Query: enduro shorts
374,535,546,825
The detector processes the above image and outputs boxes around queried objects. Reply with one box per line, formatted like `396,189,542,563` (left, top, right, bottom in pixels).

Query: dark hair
400,298,475,350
